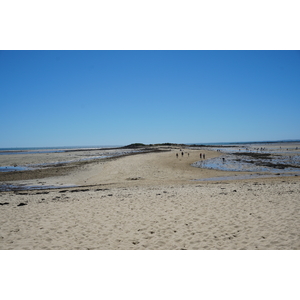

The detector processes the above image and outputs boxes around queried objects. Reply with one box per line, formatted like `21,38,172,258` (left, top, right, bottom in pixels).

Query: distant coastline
0,145,123,152
187,139,300,146
1,139,300,152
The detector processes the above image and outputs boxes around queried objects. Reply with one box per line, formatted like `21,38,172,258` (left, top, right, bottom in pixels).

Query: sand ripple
1,181,299,250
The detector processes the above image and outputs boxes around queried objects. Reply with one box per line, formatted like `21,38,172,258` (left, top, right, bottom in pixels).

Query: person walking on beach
182,152,184,157
200,153,202,159
176,153,178,158
203,153,206,159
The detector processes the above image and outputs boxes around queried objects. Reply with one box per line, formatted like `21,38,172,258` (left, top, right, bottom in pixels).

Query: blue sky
1,50,300,147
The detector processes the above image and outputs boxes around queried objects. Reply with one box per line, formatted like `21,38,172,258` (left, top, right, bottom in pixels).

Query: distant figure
188,153,190,157
200,153,202,159
203,153,206,159
222,157,225,163
181,152,184,157
176,153,178,158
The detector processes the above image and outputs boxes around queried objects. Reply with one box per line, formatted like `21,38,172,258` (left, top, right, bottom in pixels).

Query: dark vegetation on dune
188,144,240,148
121,143,147,148
122,143,186,149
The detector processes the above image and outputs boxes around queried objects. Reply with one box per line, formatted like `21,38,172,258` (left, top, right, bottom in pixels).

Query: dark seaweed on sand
233,152,274,159
231,152,299,169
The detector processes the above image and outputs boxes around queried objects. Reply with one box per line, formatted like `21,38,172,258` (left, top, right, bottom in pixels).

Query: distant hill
122,143,186,149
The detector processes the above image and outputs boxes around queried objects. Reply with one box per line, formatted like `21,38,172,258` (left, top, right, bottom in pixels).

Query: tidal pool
192,154,300,174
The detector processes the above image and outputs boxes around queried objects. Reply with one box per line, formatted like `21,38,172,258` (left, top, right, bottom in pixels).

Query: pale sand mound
64,149,250,187
0,148,230,188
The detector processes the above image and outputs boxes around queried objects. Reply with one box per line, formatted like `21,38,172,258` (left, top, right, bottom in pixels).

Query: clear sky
1,50,300,147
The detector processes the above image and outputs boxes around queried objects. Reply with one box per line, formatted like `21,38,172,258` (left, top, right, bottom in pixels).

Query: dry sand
1,147,299,249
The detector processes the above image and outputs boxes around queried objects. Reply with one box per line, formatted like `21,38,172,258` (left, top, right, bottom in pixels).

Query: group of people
176,150,191,158
176,151,188,158
175,150,207,160
175,151,206,159
199,153,206,159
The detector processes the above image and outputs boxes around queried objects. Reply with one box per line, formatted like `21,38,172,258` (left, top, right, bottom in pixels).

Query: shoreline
1,142,300,191
1,143,299,250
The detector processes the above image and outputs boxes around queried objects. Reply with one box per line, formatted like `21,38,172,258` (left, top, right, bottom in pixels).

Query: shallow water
0,166,32,172
0,145,121,155
192,141,300,177
192,147,300,181
0,184,77,192
192,155,300,174
0,150,66,155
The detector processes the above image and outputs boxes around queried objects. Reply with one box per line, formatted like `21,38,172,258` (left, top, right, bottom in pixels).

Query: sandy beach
1,144,300,250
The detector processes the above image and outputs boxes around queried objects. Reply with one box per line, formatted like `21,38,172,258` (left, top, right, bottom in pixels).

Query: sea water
0,145,122,155
191,141,300,180
192,155,300,173
0,166,32,172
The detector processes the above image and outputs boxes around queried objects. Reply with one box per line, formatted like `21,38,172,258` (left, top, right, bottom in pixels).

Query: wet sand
1,145,300,249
